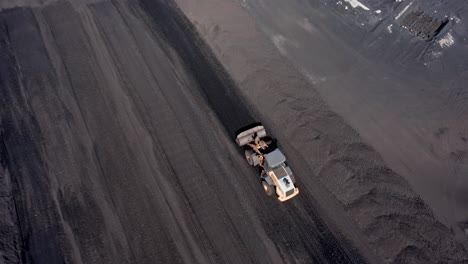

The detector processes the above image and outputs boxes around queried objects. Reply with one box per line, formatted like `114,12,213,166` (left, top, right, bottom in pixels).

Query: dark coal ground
0,0,467,263
239,0,468,231
176,0,468,262
0,0,378,263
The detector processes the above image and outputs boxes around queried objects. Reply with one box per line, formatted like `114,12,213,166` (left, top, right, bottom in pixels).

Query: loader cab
263,149,286,171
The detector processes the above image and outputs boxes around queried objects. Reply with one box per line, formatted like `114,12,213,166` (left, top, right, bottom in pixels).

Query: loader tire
245,150,254,166
262,180,274,196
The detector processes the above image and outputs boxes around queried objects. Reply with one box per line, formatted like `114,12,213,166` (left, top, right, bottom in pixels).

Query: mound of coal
174,0,468,263
0,0,381,263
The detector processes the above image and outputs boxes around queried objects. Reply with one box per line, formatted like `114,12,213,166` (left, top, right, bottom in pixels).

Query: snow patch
344,0,369,11
297,18,317,34
375,10,381,14
272,35,288,55
431,51,443,59
396,2,412,20
304,71,327,85
387,24,393,33
438,32,455,48
451,16,461,24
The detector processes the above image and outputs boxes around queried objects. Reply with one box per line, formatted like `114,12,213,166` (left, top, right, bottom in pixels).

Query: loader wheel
262,180,274,196
245,150,254,166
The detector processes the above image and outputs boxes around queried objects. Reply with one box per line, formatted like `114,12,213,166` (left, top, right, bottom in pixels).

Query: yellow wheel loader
236,123,299,202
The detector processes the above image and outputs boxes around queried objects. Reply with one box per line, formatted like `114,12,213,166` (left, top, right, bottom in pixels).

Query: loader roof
264,149,286,168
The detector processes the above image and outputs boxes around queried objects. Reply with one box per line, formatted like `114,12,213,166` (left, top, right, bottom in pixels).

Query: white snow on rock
303,71,327,85
272,35,288,55
438,32,455,48
344,0,369,11
375,10,382,14
431,51,443,59
297,18,317,34
396,2,412,20
451,16,461,24
387,24,393,33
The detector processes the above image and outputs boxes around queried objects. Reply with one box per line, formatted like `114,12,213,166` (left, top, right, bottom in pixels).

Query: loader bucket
236,125,267,146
